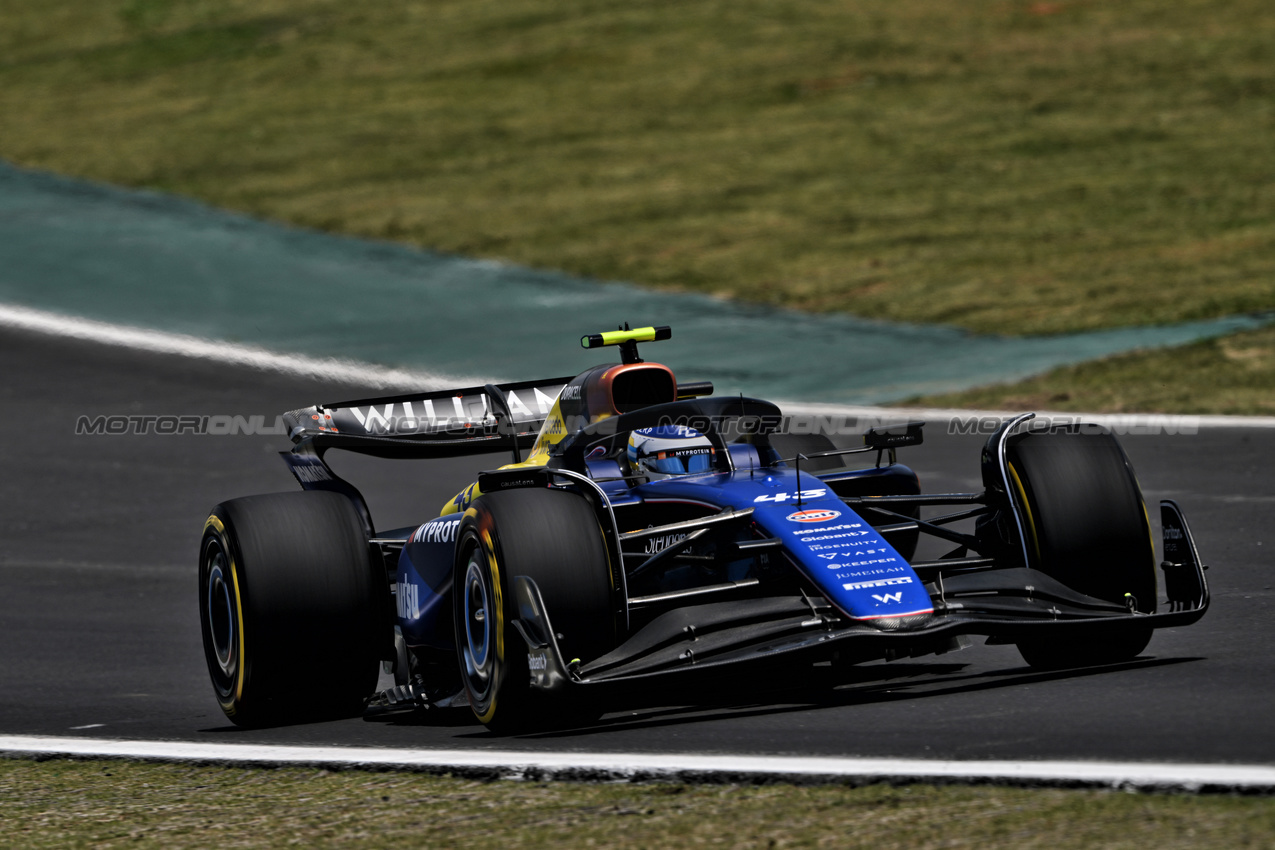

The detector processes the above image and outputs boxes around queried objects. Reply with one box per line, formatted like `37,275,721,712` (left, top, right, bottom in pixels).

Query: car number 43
754,489,826,503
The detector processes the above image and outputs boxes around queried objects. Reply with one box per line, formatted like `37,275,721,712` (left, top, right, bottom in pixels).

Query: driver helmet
627,425,715,480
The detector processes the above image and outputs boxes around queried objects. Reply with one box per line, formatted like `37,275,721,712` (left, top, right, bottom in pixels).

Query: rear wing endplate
282,376,573,458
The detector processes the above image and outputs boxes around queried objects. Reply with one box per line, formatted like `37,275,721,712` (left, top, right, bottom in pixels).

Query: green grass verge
3,758,1274,849
1,0,1273,336
903,323,1275,415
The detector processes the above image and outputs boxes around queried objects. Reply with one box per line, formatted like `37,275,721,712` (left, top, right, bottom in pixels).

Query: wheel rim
202,538,238,695
461,550,493,698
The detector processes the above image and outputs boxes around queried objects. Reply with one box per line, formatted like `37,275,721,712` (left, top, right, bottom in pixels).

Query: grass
3,758,1275,849
1,0,1273,411
0,0,1272,338
904,322,1275,415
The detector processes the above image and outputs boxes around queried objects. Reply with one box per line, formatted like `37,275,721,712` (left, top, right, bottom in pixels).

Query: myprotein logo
412,518,460,544
786,509,841,524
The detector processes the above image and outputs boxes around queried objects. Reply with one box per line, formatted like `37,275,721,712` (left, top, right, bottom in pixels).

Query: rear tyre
199,491,384,727
1004,426,1156,670
454,488,615,733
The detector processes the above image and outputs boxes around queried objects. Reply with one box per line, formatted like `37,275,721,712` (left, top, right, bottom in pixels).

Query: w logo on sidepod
786,509,841,523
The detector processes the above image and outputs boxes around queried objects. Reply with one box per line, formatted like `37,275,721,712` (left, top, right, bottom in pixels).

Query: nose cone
865,611,934,631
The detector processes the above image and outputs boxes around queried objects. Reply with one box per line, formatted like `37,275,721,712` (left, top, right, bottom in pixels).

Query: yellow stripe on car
1007,463,1042,566
440,395,569,516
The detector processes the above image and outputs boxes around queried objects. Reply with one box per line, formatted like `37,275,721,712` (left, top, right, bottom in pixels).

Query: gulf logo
786,508,841,523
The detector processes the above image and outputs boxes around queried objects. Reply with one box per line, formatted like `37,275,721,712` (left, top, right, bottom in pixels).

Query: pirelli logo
842,576,913,591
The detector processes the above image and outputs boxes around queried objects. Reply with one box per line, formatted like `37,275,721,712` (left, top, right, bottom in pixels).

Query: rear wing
282,376,573,459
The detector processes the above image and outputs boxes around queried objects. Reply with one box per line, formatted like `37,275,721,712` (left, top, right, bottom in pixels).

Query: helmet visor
649,447,714,475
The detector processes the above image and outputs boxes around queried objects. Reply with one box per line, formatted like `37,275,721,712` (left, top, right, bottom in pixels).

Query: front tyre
1004,426,1156,670
454,488,616,732
199,491,384,727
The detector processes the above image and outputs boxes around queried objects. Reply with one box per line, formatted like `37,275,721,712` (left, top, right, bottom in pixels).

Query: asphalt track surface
2,326,1272,766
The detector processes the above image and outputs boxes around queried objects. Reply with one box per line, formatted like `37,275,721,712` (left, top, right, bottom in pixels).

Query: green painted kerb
0,163,1269,404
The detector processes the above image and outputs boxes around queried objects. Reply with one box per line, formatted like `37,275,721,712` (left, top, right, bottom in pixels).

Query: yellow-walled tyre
454,488,615,733
199,491,384,727
1005,426,1157,670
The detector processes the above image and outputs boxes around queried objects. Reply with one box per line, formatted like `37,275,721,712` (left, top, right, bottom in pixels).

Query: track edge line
2,736,1273,794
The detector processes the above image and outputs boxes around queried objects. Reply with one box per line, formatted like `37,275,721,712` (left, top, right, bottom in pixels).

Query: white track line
5,301,1274,428
2,736,1273,793
0,303,485,390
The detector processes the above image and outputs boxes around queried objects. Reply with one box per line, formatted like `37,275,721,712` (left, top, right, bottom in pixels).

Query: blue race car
198,326,1210,730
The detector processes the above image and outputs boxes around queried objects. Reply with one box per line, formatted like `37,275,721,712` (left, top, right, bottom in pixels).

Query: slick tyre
1005,426,1156,670
454,488,616,733
199,491,384,727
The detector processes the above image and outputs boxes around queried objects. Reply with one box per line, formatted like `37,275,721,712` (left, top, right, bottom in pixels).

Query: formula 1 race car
198,326,1210,730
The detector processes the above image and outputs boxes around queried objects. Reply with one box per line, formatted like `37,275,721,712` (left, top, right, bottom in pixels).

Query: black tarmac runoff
2,326,1272,764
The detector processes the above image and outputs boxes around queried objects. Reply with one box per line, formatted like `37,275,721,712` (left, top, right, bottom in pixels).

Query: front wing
515,500,1209,697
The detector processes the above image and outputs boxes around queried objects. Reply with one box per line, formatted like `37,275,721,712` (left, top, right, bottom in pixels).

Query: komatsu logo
396,581,420,619
291,464,330,483
797,522,861,537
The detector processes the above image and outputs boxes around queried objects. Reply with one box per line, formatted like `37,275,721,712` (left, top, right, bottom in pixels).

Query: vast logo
785,508,841,523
